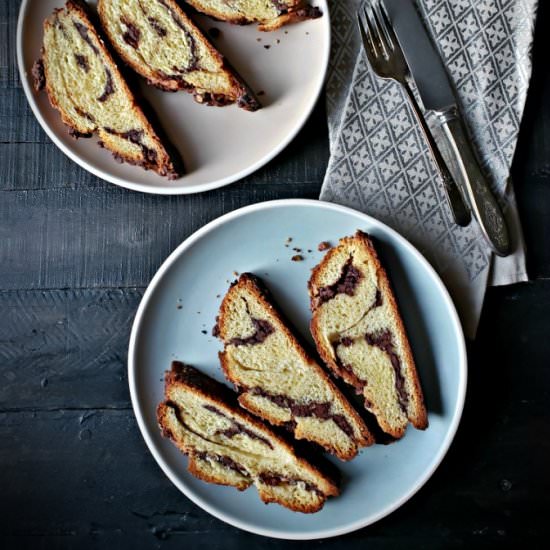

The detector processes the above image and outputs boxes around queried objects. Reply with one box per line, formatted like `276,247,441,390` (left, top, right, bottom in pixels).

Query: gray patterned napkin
322,0,537,338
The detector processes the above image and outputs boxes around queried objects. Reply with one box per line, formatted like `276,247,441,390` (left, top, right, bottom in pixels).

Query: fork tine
372,0,394,51
376,0,401,52
364,3,388,58
357,8,378,60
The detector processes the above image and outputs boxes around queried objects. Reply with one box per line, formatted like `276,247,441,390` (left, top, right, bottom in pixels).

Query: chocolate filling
121,18,141,49
249,388,355,439
229,318,274,346
158,0,198,71
56,19,69,39
68,128,92,139
194,91,233,107
195,451,248,477
103,127,158,166
203,404,273,449
32,59,45,92
270,0,289,14
331,290,384,393
258,472,321,495
315,258,362,305
212,317,220,337
74,53,89,72
74,107,95,123
237,92,261,111
296,6,323,19
365,330,408,411
73,20,99,55
98,69,115,102
147,16,167,37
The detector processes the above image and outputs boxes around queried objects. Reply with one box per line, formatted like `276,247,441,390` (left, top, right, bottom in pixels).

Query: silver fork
357,1,471,227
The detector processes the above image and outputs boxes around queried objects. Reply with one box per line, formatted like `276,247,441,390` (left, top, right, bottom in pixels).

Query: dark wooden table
1,1,549,548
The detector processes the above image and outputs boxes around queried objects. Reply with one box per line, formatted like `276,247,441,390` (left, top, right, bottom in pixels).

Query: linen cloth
322,0,537,337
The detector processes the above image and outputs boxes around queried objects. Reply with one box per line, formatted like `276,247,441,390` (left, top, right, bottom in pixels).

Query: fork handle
436,107,511,256
401,84,471,227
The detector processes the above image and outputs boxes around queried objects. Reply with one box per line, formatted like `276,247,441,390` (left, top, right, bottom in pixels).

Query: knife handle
436,108,511,257
402,85,471,227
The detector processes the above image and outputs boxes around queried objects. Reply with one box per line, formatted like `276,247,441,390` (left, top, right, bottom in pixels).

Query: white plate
128,199,467,540
17,1,330,194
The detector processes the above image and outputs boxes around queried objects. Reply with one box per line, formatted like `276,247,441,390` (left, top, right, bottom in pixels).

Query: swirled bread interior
35,0,182,178
157,362,338,513
215,273,373,461
183,0,322,31
98,0,260,109
309,231,428,439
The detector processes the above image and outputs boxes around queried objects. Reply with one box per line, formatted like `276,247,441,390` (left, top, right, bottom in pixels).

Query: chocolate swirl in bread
34,0,183,178
215,273,374,461
157,362,338,513
182,0,322,31
98,0,260,110
309,231,428,439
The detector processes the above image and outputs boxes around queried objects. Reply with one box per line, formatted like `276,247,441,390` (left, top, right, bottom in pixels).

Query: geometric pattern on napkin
325,0,362,140
322,0,538,282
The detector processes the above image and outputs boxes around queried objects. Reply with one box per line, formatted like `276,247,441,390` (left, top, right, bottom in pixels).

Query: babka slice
309,231,428,439
215,273,373,461
158,362,339,513
183,0,322,32
34,0,183,178
97,0,260,110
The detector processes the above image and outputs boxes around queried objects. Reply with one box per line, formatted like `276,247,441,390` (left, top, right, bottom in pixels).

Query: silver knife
383,0,511,257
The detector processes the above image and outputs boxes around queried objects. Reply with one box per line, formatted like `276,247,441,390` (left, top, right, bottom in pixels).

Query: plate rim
127,198,468,540
16,0,331,195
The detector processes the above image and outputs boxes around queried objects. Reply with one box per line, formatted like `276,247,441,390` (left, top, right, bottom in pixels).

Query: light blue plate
128,199,467,539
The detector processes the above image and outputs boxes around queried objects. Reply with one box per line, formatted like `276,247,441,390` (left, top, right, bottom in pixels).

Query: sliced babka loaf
34,0,182,178
183,0,322,32
215,273,373,461
97,0,260,110
157,362,339,513
309,231,428,439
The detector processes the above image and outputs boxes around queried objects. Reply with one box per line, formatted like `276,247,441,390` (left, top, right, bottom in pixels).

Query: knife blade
383,0,511,256
383,0,455,111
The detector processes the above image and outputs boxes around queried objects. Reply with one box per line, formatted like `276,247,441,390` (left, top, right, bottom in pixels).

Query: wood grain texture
0,179,323,290
0,289,143,410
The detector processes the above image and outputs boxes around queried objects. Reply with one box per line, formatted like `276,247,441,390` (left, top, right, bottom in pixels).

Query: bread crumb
291,255,304,262
201,330,207,335
318,241,332,251
176,304,183,310
233,271,239,277
264,45,271,49
292,247,302,253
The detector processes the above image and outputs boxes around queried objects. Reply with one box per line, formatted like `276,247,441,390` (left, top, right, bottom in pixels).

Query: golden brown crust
156,362,339,513
186,454,250,491
183,0,321,31
216,273,374,460
37,0,183,178
97,0,260,110
309,231,428,436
